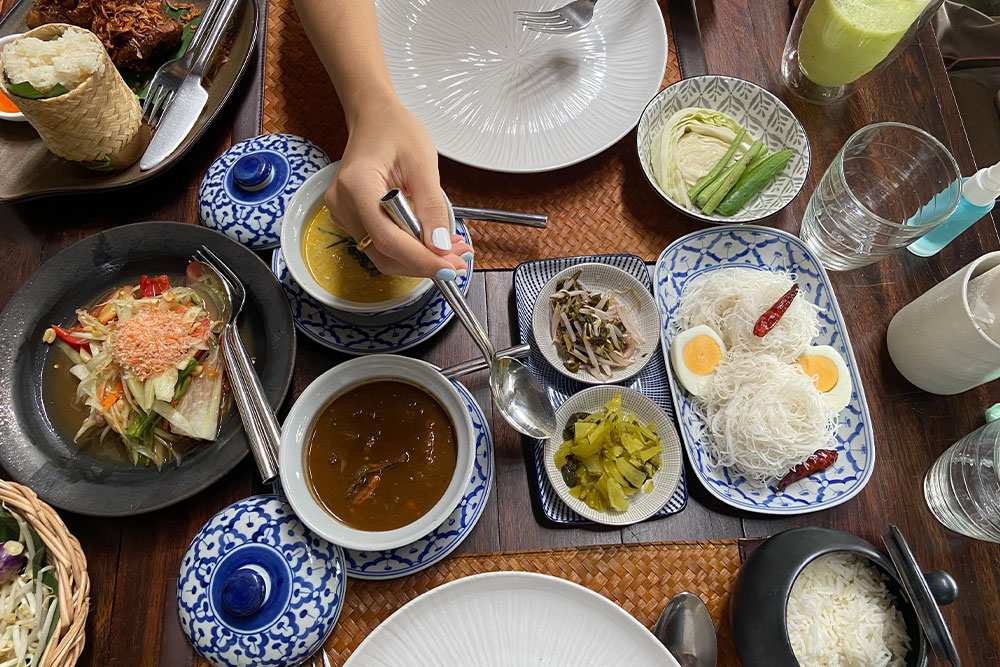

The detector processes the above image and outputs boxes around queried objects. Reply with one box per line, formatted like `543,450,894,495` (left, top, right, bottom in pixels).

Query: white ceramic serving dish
0,33,26,123
636,75,810,225
532,263,660,385
279,161,457,316
345,572,680,666
376,0,667,173
543,385,683,526
279,354,475,552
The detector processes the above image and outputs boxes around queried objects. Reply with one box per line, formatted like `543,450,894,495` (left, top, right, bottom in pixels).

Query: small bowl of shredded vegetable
532,263,660,385
636,75,810,224
544,386,683,526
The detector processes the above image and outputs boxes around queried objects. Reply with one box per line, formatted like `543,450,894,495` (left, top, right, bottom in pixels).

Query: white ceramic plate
636,75,810,224
532,263,660,385
344,572,681,666
376,0,667,173
543,386,683,526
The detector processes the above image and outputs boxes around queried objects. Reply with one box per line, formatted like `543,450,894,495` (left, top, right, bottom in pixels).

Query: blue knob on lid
220,567,266,617
233,154,274,192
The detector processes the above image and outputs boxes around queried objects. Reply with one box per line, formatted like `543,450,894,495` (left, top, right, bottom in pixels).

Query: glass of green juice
781,0,944,104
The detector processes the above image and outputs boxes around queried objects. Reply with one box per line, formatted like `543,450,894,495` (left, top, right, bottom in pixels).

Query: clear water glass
924,419,1000,543
781,0,945,105
798,122,961,271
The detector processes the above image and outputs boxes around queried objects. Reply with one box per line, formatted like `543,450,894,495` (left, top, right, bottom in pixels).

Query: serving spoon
381,190,557,438
653,592,718,667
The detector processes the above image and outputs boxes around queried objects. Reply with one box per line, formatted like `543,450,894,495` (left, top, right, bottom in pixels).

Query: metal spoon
381,190,557,438
186,259,280,483
653,593,717,667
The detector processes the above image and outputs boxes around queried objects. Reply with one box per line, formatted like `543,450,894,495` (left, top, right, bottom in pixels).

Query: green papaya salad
649,107,793,216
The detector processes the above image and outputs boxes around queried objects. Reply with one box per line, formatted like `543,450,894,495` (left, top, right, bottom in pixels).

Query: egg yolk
682,335,722,375
798,355,838,392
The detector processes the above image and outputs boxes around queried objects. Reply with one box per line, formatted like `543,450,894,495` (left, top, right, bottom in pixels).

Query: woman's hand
324,100,473,280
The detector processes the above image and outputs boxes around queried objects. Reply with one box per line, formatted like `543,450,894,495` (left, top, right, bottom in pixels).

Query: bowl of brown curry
279,354,474,551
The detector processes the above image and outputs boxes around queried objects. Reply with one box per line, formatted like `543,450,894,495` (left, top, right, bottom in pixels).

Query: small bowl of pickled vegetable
636,75,810,224
545,387,683,526
533,263,660,385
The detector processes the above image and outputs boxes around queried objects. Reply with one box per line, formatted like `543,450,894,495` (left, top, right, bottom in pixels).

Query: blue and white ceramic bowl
199,134,331,250
345,379,493,579
280,161,458,317
279,355,475,552
636,75,810,225
177,495,346,667
654,226,874,514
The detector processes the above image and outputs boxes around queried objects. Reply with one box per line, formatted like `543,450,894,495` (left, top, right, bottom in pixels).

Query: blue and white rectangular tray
514,254,688,526
654,226,875,515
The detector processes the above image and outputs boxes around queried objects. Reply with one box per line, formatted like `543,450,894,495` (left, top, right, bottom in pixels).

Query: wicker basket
0,480,89,667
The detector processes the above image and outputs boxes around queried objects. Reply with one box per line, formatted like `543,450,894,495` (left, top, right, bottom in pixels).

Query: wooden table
1,0,998,665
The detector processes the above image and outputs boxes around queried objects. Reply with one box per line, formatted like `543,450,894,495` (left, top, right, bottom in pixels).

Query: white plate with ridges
376,0,667,173
344,572,680,666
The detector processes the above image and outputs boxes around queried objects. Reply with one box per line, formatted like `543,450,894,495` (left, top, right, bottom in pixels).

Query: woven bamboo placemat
263,1,682,269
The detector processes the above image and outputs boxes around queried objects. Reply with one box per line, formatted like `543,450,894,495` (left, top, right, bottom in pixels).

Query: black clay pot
730,527,957,667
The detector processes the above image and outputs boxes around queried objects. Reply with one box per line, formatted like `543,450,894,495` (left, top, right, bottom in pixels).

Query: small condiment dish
0,33,27,123
636,75,810,225
543,385,683,526
280,161,457,318
279,354,474,552
532,263,660,385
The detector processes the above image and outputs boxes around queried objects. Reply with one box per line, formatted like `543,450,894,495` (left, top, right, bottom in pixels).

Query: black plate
0,222,295,516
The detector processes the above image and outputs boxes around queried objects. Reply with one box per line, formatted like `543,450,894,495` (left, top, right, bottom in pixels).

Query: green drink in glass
782,0,941,104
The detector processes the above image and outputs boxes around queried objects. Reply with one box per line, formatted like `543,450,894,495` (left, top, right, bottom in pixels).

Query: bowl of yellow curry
280,162,457,316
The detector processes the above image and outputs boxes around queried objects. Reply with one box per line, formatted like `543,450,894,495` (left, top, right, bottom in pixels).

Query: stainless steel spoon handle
221,324,278,483
441,344,531,379
381,189,496,360
453,207,547,229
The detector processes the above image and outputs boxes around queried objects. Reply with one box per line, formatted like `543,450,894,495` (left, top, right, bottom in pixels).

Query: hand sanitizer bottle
908,161,1000,257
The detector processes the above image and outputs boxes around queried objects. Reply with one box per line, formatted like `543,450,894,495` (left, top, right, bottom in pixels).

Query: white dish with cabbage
637,75,810,224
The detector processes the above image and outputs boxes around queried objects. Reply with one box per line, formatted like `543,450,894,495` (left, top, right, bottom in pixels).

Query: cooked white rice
787,553,911,667
1,26,103,94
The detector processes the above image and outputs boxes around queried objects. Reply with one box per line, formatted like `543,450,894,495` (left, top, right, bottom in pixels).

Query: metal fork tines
515,0,597,34
141,0,234,127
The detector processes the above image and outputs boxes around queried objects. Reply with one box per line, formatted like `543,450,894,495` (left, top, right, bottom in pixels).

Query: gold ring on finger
355,235,373,251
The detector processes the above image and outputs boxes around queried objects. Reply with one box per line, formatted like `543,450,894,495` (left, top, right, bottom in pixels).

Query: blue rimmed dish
344,379,492,579
177,495,347,667
270,219,472,355
513,254,688,525
654,225,874,514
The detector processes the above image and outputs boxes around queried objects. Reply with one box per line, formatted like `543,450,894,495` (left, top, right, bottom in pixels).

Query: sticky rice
1,25,103,95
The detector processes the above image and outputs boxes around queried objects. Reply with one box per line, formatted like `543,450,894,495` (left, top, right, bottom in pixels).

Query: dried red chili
776,449,838,490
51,325,88,350
753,283,799,337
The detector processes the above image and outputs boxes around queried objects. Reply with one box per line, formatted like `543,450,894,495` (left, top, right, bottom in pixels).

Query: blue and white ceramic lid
177,495,347,667
199,134,331,250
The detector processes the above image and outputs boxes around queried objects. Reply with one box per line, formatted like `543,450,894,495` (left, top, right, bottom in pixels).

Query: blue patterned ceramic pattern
344,380,493,579
199,134,331,250
513,254,688,526
177,496,347,667
270,219,472,355
654,226,875,514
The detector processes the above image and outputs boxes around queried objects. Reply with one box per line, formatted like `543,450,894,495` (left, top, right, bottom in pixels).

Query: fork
141,0,228,127
194,246,282,482
515,0,597,34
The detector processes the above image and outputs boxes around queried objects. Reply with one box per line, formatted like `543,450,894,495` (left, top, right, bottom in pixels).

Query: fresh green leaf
5,80,69,100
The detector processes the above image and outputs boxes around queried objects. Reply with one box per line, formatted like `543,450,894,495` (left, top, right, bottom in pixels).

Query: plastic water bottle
909,161,1000,257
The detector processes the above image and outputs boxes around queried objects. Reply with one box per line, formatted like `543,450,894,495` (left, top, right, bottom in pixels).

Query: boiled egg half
796,345,852,412
670,325,726,397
